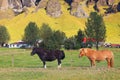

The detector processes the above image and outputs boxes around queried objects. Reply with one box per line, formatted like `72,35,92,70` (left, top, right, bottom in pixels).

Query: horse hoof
58,64,61,69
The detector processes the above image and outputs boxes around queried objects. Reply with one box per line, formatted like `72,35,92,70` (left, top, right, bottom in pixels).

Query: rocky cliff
0,0,35,12
0,0,120,18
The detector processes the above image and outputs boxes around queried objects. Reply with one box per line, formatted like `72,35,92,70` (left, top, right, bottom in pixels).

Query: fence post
70,50,73,67
11,54,14,67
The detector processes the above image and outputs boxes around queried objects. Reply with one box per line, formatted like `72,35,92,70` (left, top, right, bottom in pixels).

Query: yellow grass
104,13,120,44
0,1,120,44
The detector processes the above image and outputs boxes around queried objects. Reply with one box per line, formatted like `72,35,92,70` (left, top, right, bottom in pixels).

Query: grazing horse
31,47,65,68
79,48,114,68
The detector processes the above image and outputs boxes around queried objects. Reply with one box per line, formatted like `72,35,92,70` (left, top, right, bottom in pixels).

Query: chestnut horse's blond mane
79,48,97,53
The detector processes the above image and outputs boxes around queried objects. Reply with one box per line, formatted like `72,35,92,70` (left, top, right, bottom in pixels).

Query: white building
8,41,30,48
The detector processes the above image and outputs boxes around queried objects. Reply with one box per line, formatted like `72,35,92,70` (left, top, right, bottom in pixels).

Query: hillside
0,0,120,44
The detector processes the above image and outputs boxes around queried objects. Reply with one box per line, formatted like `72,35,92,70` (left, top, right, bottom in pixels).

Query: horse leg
57,59,61,69
110,57,114,67
106,58,111,68
90,60,93,67
91,59,96,67
43,61,46,69
89,58,96,67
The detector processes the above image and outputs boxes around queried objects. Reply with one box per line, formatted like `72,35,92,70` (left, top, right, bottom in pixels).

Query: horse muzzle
31,52,34,56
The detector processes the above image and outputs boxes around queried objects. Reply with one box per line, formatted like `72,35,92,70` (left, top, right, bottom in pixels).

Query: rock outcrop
36,0,48,9
0,0,35,12
0,0,9,10
46,0,62,17
70,0,88,18
22,0,35,7
86,0,114,6
0,0,119,18
105,1,120,14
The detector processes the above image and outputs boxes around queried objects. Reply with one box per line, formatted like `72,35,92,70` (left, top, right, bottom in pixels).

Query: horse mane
80,48,96,52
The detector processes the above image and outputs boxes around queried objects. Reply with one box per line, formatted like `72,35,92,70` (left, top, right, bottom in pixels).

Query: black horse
31,47,65,68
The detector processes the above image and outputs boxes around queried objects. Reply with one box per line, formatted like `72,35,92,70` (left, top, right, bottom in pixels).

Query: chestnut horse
79,48,114,68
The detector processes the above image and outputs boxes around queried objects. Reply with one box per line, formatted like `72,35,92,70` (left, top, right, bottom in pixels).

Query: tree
85,12,106,50
53,30,66,45
22,22,40,45
39,24,66,50
64,36,78,50
40,24,55,49
64,29,85,50
75,29,85,48
0,25,10,46
39,24,53,41
39,24,53,49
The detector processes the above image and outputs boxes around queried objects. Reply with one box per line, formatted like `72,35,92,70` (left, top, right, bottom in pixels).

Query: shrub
22,22,40,45
0,25,10,46
39,23,66,50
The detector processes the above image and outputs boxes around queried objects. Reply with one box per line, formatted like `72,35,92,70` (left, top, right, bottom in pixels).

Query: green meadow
0,48,120,80
0,0,120,43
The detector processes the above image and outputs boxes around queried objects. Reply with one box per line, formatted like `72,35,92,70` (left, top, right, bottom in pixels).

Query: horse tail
61,50,65,60
110,53,114,67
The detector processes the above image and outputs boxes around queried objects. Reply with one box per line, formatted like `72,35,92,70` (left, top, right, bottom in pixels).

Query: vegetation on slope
0,1,120,44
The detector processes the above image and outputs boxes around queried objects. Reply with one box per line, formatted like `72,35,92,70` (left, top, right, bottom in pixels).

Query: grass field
0,47,120,80
0,1,120,43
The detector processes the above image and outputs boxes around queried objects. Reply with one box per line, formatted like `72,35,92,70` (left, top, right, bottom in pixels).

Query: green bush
22,22,40,45
39,23,66,50
0,25,10,46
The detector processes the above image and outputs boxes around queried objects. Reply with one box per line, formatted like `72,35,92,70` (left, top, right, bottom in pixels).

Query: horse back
99,50,113,56
44,50,65,61
94,50,114,60
45,50,57,61
86,49,113,60
54,50,65,60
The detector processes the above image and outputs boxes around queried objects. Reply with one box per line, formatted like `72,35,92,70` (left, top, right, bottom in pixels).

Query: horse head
79,48,88,57
31,47,38,56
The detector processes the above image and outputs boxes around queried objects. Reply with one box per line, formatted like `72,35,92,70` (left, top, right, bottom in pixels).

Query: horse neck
36,48,43,55
85,49,94,57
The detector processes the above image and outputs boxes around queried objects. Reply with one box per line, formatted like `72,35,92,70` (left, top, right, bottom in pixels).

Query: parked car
104,43,120,48
104,43,112,47
111,44,120,48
